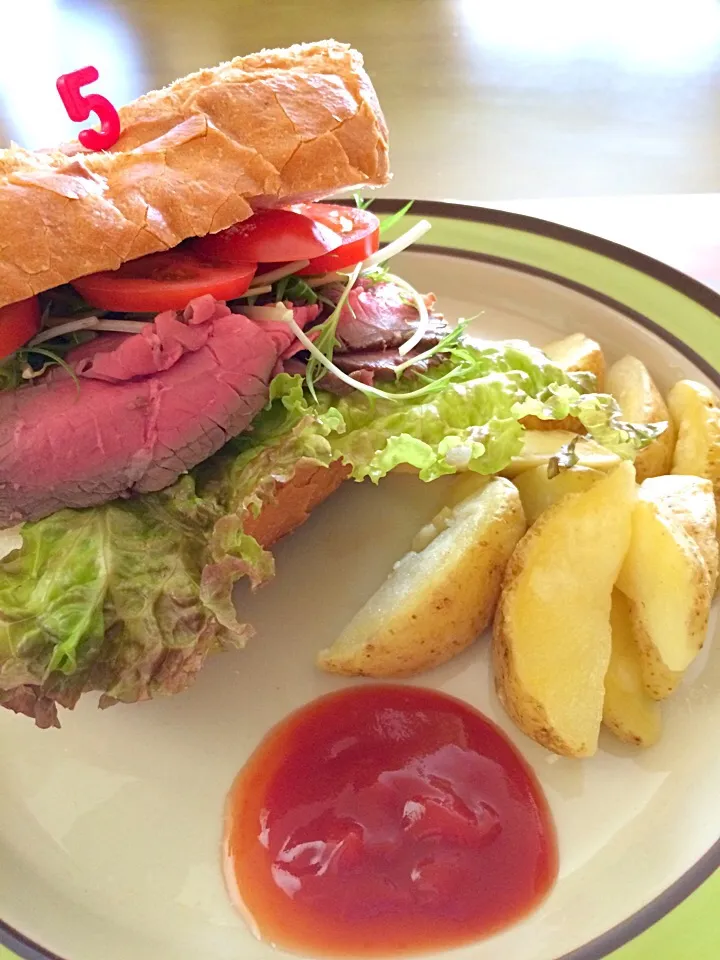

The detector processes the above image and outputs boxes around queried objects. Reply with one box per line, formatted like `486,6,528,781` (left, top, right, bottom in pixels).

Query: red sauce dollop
224,685,557,956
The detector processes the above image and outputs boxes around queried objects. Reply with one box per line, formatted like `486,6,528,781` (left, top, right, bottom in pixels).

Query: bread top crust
0,40,390,308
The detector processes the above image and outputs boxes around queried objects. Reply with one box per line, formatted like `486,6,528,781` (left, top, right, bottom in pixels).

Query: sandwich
0,40,656,728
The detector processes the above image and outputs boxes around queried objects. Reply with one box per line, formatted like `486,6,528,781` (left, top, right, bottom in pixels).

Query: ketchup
224,685,557,956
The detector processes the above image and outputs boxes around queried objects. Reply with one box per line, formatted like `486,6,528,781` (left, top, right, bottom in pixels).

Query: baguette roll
0,40,389,308
243,460,351,549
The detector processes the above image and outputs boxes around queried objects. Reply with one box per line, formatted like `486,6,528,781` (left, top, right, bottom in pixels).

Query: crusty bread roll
0,40,389,309
244,460,350,549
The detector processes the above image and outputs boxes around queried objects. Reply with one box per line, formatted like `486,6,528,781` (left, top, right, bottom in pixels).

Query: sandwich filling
0,203,660,728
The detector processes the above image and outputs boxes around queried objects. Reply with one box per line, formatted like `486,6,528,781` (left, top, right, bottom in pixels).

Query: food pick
56,66,120,151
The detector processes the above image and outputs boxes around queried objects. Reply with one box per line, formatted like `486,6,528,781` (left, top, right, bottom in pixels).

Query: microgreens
353,192,373,210
547,435,580,478
304,263,363,399
272,275,335,309
5,345,82,394
392,318,475,379
378,200,414,236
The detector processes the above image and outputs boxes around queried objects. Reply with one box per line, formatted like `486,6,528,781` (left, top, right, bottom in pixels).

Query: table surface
1,1,719,957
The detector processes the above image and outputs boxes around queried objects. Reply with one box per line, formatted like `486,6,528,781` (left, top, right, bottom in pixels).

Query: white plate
2,203,719,960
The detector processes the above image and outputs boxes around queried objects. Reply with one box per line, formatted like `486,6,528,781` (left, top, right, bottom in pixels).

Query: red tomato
293,204,380,274
191,209,342,264
0,297,41,358
72,251,257,312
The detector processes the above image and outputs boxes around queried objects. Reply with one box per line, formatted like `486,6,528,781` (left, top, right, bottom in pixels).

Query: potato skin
606,355,675,482
493,595,580,757
317,479,526,678
544,332,606,389
633,534,709,701
616,477,716,699
492,530,589,757
634,430,676,484
603,591,662,748
669,380,720,532
630,604,685,700
642,476,718,594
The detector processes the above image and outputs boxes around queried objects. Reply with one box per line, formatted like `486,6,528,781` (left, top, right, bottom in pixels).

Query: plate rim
2,199,719,960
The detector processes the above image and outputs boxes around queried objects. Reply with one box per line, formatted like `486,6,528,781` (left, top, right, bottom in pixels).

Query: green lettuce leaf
249,339,655,484
201,373,341,518
0,355,25,392
322,373,527,481
0,476,269,727
512,383,665,456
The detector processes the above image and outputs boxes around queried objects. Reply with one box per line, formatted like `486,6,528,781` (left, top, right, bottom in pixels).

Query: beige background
3,0,720,200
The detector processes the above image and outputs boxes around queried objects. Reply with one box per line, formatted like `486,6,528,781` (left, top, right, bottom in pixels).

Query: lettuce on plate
0,339,658,726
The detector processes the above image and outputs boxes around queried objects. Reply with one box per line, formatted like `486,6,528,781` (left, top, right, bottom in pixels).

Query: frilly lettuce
0,338,661,726
270,339,661,482
0,478,266,727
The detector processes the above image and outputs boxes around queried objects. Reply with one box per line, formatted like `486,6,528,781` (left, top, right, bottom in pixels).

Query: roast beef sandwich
0,40,655,728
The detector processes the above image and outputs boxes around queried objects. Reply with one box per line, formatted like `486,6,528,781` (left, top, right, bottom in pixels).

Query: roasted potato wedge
616,476,716,699
493,462,636,757
603,590,662,748
544,332,606,389
669,379,720,505
513,464,604,525
317,478,526,678
502,430,620,479
641,475,719,592
606,355,675,481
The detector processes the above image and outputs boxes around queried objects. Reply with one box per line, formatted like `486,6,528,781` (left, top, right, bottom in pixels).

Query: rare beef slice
0,296,291,526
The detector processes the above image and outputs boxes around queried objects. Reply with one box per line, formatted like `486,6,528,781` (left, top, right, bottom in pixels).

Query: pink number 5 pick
56,66,121,151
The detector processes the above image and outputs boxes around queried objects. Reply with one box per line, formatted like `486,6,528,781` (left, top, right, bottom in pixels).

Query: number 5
56,66,121,151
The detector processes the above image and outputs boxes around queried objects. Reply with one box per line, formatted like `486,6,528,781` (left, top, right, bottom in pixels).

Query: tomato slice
293,204,380,275
71,251,257,312
191,209,342,265
0,297,41,359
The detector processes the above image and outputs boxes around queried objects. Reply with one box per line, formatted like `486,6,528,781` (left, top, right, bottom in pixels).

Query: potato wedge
544,332,606,389
317,478,526,678
501,430,621,479
603,590,662,748
513,464,604,525
493,462,636,757
669,379,720,504
616,476,715,699
606,355,675,481
640,475,718,593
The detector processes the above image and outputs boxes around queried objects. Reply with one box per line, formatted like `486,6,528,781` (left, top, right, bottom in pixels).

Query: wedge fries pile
319,333,720,759
497,339,720,757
